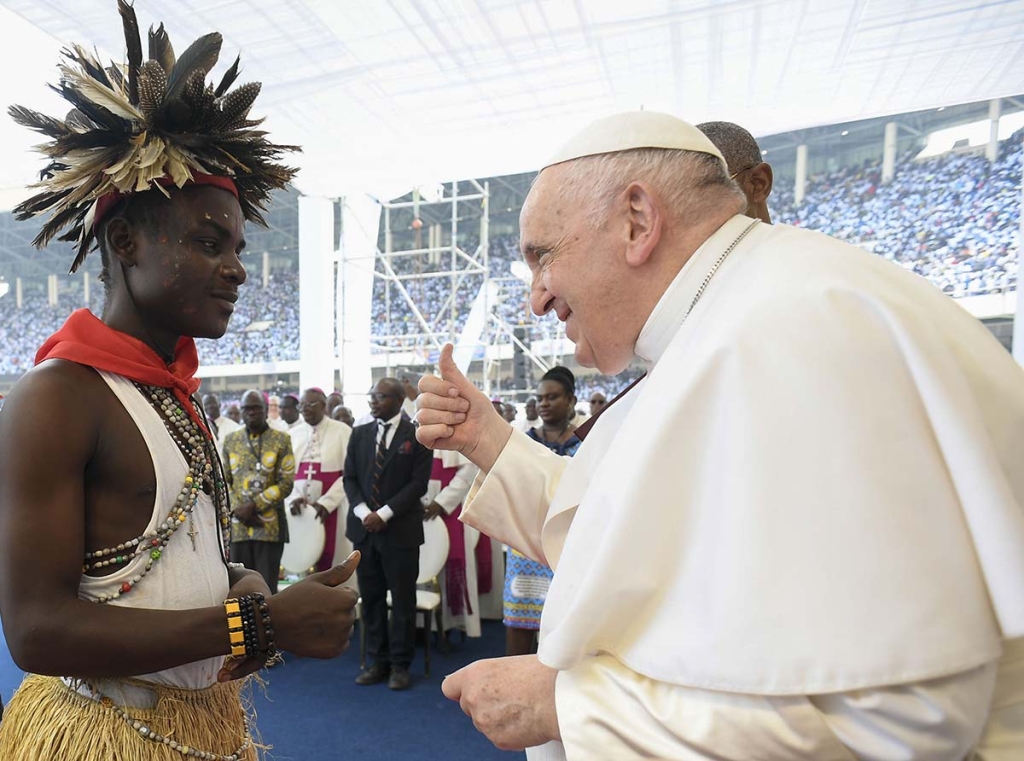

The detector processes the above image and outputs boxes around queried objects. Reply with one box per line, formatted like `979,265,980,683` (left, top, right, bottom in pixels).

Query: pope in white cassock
415,111,1024,760
288,388,353,572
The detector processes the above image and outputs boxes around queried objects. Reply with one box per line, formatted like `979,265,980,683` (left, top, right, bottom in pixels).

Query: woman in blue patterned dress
504,366,582,656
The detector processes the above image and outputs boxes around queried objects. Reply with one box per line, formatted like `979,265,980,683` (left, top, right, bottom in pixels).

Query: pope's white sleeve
434,461,479,515
461,428,567,565
554,654,998,761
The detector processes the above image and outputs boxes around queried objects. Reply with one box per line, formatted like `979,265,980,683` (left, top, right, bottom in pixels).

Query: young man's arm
0,362,357,677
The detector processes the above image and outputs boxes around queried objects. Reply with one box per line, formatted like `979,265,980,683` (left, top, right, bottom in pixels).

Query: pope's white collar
635,214,755,367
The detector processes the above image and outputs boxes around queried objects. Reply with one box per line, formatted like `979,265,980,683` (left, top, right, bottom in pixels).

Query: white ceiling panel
0,0,1022,201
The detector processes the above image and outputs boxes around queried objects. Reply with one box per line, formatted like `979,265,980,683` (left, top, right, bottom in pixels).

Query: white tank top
76,371,230,691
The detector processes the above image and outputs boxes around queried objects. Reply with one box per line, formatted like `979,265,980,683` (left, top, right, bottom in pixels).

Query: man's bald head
378,377,404,398
240,389,268,432
696,121,773,224
240,389,265,408
370,377,405,421
332,405,354,426
695,122,762,176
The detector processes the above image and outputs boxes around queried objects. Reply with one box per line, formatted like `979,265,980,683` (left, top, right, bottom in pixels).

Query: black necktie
370,422,391,508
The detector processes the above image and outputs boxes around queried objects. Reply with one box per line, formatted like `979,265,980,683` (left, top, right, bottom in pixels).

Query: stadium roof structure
1,0,1023,204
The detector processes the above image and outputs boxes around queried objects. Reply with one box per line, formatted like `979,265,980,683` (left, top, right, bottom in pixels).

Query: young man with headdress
0,3,359,758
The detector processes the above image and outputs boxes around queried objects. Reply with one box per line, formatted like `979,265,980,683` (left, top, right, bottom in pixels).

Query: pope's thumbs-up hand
416,344,512,473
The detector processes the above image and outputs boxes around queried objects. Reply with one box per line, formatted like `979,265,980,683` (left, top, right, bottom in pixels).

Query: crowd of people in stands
0,270,301,375
774,129,1022,297
1,134,1019,383
0,290,101,375
195,270,301,365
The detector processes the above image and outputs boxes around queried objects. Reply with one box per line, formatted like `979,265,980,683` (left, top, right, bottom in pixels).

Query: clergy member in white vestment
415,111,1024,760
422,450,487,637
288,388,353,572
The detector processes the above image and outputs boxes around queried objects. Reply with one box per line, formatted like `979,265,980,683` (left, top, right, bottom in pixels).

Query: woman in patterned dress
503,366,582,656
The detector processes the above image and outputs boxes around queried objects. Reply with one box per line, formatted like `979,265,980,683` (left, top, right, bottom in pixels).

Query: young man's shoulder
5,359,109,417
0,360,112,459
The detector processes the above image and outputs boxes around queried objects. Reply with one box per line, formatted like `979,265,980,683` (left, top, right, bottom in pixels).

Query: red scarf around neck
35,309,208,435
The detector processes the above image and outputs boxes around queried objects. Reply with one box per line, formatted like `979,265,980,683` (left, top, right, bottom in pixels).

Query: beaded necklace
71,386,250,759
67,677,252,761
82,383,231,602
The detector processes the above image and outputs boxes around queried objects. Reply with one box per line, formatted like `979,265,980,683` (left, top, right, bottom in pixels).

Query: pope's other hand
442,655,560,750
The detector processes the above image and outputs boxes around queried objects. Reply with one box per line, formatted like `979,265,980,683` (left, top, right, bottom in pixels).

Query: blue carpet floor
0,620,524,761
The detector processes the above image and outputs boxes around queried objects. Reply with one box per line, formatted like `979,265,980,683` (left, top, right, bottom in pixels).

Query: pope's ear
102,216,136,267
623,181,662,267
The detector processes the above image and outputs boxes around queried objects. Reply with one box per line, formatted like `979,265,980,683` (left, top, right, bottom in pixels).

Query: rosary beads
83,385,231,603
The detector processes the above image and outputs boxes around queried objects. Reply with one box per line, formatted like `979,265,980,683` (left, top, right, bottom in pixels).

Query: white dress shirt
352,411,403,524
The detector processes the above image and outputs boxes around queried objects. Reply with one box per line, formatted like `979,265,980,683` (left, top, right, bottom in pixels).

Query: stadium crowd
195,269,301,365
774,128,1022,297
0,290,100,375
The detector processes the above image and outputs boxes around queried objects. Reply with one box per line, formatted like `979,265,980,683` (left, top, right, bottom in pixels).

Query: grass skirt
0,674,263,760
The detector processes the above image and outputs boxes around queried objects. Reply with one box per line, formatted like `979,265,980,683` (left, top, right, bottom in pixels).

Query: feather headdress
9,0,299,272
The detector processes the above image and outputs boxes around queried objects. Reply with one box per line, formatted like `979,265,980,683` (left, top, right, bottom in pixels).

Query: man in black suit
345,377,433,690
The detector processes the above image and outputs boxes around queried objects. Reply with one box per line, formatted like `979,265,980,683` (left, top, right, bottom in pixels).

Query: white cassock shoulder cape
463,215,1024,759
289,417,352,562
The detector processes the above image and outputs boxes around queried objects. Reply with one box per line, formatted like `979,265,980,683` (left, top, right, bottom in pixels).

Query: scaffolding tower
369,180,556,395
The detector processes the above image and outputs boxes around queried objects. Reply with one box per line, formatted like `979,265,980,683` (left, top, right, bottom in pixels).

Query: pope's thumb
439,344,470,391
317,551,360,587
441,671,463,701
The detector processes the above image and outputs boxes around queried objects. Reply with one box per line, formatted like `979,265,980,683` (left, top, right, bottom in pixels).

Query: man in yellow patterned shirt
225,389,296,593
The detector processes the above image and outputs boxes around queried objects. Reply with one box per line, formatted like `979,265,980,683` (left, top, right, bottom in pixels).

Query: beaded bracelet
252,593,279,666
224,593,278,664
238,596,261,657
224,596,259,658
224,599,246,657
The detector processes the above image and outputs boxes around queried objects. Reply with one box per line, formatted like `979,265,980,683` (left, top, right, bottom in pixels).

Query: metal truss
361,179,556,395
